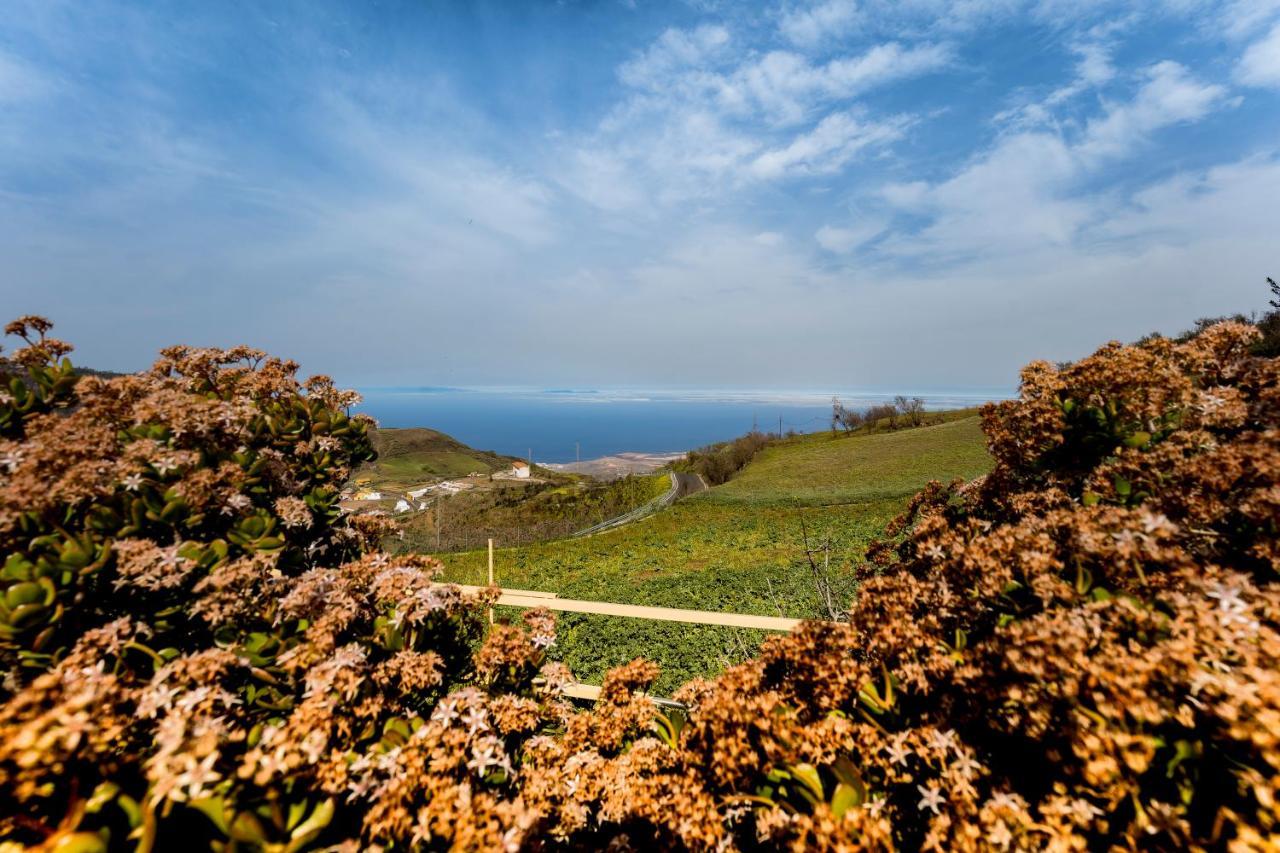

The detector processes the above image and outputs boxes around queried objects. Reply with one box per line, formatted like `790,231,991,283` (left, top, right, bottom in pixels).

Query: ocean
353,387,1011,465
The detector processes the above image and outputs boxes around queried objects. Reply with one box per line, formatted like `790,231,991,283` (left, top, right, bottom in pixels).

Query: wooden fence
456,539,805,706
454,583,801,632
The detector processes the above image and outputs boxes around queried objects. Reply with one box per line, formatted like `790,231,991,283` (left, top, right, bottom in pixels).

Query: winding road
571,470,706,537
672,470,708,498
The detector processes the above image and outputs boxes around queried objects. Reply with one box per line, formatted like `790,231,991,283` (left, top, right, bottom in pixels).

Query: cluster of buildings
340,460,533,516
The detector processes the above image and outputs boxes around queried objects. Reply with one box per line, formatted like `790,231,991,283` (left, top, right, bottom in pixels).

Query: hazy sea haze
354,388,1011,464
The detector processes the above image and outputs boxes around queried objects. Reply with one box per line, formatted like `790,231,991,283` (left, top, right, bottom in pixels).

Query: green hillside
437,415,992,692
390,471,673,553
355,427,512,486
709,416,991,506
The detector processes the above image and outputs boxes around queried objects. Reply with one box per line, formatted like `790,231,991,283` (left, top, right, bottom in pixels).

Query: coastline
542,450,685,479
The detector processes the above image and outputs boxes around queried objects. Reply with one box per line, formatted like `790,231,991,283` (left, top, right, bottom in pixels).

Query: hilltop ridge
353,426,514,486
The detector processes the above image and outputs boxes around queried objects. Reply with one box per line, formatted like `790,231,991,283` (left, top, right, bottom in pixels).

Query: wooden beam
562,682,602,701
561,681,686,710
458,584,558,600
452,584,799,632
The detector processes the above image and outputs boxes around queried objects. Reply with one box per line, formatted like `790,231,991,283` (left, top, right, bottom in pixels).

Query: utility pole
779,415,783,437
576,441,580,463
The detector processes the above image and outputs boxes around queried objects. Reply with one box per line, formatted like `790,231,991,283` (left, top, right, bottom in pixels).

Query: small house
512,460,530,479
394,499,411,513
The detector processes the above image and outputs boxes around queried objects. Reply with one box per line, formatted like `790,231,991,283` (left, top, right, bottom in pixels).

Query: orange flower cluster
1,316,1277,851
655,321,1279,850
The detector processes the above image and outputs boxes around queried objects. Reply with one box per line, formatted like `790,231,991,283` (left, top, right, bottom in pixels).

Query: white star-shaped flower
988,791,1024,813
952,751,982,778
461,706,489,735
885,735,911,767
929,728,958,754
917,784,945,815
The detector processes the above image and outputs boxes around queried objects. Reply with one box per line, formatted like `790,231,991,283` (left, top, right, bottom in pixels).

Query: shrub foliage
0,316,1277,850
678,431,776,486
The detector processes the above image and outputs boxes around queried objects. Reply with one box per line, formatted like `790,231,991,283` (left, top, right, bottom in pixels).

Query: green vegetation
390,471,672,552
710,414,990,507
355,426,511,487
438,414,992,693
673,430,774,485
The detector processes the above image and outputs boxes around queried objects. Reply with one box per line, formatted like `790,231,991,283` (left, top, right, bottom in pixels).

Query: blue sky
2,0,1278,390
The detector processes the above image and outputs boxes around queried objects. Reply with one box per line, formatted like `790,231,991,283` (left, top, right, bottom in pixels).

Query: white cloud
815,220,886,252
548,154,1278,388
1236,21,1280,88
879,180,930,210
1095,154,1280,243
618,24,731,90
321,97,560,248
886,132,1087,256
1077,61,1231,163
778,0,860,47
0,50,54,103
1042,41,1116,107
880,61,1234,261
1219,0,1280,38
4,0,1274,390
559,147,649,213
749,110,907,178
728,42,952,124
823,41,952,96
559,27,949,211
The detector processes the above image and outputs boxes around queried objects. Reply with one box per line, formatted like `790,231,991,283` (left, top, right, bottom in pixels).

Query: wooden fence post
487,538,495,625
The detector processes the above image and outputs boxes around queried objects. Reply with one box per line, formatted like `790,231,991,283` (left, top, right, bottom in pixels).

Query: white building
512,460,530,479
394,499,411,513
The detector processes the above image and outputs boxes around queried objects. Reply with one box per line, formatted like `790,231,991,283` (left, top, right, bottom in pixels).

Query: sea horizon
353,385,1013,464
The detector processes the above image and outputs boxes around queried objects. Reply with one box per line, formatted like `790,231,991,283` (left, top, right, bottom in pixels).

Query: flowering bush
1,316,1277,851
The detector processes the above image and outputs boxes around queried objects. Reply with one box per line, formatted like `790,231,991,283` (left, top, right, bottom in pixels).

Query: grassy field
710,415,991,506
434,415,993,693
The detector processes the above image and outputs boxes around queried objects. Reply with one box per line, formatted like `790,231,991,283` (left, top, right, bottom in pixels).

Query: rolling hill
436,415,993,692
708,415,991,506
354,427,513,487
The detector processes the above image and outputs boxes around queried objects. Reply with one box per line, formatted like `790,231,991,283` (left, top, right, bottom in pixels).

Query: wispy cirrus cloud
873,60,1238,263
1,0,1278,391
560,26,951,214
777,0,860,47
748,110,911,179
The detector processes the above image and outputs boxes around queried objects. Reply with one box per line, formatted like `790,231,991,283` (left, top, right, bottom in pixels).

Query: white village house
512,460,530,479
